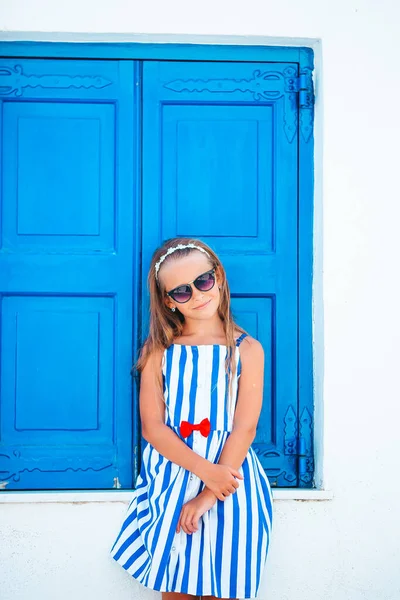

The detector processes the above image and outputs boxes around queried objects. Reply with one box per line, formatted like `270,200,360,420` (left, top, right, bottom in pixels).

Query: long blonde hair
134,237,247,415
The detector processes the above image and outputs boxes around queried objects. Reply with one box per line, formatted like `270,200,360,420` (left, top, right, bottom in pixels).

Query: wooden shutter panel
0,59,137,490
142,59,313,487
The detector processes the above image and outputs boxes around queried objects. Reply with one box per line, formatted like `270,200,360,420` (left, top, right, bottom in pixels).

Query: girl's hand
201,463,243,501
176,489,217,534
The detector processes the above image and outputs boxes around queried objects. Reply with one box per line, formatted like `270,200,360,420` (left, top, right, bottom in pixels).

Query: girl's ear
215,265,223,288
164,293,176,312
158,279,172,309
164,295,173,310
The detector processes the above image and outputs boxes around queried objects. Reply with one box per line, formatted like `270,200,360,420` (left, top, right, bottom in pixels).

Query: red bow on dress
180,417,211,438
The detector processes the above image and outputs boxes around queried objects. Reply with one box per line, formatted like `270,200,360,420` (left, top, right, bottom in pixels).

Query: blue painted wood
142,60,309,487
0,41,305,62
0,59,137,490
0,45,315,490
297,48,315,486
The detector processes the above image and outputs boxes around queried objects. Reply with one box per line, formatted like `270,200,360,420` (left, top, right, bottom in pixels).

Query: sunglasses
165,268,217,303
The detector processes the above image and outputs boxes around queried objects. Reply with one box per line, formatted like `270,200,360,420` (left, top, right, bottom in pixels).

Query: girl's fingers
183,519,191,534
177,508,188,533
181,511,190,534
233,469,244,479
177,507,202,534
183,512,191,533
185,514,198,534
191,514,199,533
192,513,199,531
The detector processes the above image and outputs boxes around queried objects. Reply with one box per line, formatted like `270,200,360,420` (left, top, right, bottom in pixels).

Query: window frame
0,40,315,492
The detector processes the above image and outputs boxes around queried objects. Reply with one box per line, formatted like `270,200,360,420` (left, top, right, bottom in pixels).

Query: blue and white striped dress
110,333,273,598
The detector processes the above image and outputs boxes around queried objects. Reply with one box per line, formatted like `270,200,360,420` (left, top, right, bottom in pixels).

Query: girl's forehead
160,253,211,288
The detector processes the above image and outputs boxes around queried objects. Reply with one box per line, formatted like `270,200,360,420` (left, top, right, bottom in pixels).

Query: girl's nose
191,286,205,303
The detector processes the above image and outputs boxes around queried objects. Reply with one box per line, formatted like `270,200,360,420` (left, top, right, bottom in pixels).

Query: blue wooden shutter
0,59,137,490
142,59,313,487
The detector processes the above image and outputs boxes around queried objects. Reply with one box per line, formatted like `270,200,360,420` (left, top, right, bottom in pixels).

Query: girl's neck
176,325,241,346
180,317,225,340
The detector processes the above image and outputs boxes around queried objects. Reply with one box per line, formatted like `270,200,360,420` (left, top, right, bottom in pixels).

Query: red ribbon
180,417,211,438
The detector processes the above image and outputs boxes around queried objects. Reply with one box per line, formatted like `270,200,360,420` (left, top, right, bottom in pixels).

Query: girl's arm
139,348,241,498
200,336,265,502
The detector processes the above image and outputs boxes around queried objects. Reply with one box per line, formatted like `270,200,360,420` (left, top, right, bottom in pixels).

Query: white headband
154,243,210,280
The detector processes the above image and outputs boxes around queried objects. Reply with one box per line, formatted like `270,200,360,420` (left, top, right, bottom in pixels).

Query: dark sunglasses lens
195,270,215,291
170,286,192,303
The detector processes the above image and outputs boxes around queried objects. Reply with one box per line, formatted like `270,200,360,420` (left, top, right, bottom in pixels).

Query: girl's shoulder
237,333,263,359
139,340,166,371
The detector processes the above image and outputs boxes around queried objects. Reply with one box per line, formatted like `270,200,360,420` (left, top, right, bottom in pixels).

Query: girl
110,237,273,600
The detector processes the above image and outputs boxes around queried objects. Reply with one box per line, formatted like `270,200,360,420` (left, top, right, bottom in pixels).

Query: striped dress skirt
110,334,273,598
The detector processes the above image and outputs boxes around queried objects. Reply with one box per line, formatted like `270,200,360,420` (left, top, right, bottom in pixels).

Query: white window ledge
0,488,334,503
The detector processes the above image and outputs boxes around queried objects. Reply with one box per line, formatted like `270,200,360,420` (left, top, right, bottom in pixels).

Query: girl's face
160,252,222,319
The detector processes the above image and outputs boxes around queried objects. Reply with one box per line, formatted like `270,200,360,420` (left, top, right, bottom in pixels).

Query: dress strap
235,333,248,347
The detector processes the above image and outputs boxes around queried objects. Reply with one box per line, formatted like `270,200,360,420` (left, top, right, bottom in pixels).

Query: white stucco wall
1,1,400,599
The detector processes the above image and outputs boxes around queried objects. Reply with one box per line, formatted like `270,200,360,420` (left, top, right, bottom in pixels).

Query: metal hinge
285,436,313,478
296,437,310,477
286,71,314,109
284,406,314,485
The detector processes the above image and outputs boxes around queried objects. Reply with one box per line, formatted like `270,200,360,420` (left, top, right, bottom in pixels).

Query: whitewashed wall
1,1,400,599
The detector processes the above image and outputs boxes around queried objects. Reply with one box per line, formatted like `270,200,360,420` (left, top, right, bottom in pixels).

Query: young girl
110,237,273,600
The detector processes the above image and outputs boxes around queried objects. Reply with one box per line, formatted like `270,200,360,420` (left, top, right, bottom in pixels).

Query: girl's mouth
194,299,211,310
